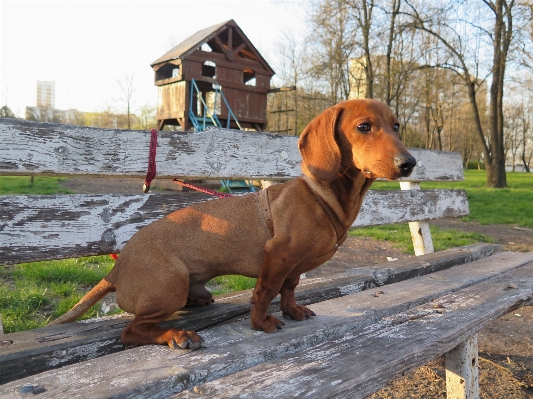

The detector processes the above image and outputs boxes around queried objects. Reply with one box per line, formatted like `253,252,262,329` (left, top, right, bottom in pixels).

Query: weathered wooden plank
1,251,531,397
0,243,501,384
0,189,468,265
172,262,533,399
354,189,469,227
0,119,463,181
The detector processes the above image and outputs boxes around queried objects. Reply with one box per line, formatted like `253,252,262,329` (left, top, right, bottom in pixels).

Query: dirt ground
60,177,533,398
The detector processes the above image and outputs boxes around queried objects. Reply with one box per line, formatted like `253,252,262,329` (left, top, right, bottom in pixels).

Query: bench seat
1,248,532,398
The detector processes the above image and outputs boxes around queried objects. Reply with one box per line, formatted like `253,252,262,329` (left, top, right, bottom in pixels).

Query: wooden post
446,334,479,399
400,182,434,256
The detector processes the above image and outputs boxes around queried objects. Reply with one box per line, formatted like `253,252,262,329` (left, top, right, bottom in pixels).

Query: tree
0,105,16,118
117,74,136,130
404,0,528,187
309,0,355,102
136,104,156,130
347,0,376,98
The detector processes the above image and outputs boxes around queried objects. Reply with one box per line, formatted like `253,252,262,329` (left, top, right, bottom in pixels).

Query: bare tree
117,74,136,130
309,0,355,102
403,0,528,187
347,0,376,98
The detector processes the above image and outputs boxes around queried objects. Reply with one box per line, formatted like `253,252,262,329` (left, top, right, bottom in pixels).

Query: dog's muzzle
394,155,417,177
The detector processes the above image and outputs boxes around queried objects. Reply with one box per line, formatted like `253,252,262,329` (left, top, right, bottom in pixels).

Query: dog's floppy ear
298,105,343,182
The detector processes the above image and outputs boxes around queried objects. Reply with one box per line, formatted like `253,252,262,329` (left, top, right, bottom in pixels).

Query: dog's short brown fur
50,99,416,349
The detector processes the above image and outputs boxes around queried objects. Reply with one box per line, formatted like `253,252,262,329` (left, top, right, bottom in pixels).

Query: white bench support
446,334,480,399
400,181,435,256
400,181,478,399
401,179,481,399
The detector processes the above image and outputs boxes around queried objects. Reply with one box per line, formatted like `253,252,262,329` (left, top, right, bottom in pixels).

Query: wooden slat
0,243,502,384
0,189,468,265
1,251,530,398
0,119,463,181
354,189,469,227
174,262,533,399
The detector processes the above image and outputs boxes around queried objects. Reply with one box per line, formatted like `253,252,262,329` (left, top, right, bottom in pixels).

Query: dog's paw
251,314,285,333
282,304,316,321
166,330,204,350
170,337,203,350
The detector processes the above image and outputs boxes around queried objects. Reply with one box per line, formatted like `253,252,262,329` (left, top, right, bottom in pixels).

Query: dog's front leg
279,274,315,321
250,236,298,332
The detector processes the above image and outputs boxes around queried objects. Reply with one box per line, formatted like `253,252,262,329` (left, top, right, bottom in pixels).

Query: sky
0,0,306,118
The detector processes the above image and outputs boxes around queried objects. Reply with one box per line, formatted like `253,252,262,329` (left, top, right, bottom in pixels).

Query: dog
49,99,416,349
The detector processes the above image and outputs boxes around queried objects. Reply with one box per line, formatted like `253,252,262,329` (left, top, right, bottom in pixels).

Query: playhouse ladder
189,79,253,192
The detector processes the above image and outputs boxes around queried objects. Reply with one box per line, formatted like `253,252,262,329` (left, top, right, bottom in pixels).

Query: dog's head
298,99,416,182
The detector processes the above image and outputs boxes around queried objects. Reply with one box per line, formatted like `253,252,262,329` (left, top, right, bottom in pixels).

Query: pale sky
0,0,306,118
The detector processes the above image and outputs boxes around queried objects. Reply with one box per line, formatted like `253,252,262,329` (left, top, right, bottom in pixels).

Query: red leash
142,128,158,193
172,179,233,198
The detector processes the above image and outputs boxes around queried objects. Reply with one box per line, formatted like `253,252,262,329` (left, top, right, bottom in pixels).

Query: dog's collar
259,189,275,237
303,177,347,248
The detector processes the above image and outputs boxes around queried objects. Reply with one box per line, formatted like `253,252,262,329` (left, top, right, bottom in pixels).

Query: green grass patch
206,275,257,296
0,256,116,333
0,176,72,195
349,224,493,253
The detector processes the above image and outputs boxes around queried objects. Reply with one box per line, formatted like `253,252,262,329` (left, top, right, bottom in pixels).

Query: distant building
37,81,55,109
25,82,140,129
25,105,85,124
26,81,85,125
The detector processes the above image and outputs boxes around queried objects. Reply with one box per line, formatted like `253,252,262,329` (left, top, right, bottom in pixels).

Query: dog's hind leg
117,259,203,349
121,311,202,349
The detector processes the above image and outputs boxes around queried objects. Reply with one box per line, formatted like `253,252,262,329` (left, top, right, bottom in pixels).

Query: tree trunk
384,0,400,106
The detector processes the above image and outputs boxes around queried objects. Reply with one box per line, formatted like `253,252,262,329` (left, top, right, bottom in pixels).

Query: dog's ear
298,105,342,182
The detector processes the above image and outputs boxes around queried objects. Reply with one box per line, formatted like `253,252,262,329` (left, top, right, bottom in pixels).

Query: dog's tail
48,276,116,326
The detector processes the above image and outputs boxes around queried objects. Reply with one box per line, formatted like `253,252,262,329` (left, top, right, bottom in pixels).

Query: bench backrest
0,119,468,266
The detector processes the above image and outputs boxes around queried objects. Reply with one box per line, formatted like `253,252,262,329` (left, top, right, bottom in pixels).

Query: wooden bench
1,118,531,398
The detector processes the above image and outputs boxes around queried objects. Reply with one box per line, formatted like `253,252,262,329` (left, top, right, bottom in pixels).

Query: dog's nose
394,155,417,176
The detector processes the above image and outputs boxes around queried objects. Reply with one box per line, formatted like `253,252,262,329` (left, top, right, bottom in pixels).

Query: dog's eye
357,123,371,132
393,123,400,134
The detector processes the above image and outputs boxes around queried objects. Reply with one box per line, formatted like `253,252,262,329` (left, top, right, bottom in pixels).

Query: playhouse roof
151,19,274,75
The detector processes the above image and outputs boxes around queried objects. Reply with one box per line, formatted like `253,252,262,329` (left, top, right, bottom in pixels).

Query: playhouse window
243,69,256,86
156,63,180,81
202,61,216,78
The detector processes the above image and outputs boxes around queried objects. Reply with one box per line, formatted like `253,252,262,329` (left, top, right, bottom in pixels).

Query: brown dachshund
49,99,416,349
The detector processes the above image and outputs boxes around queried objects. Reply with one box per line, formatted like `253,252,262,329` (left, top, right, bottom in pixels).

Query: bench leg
400,182,434,256
445,334,479,399
407,221,434,256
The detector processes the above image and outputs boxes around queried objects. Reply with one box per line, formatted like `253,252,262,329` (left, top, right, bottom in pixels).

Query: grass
0,256,116,333
0,176,73,195
206,275,257,296
349,224,493,253
0,170,531,333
